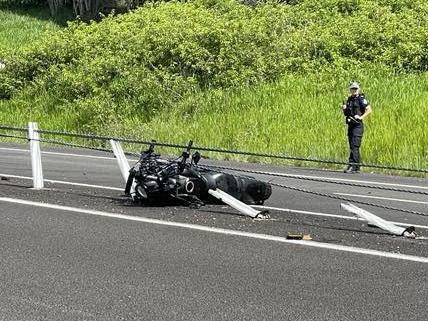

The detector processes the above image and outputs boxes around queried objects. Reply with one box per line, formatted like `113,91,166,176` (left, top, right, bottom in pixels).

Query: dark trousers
347,123,364,169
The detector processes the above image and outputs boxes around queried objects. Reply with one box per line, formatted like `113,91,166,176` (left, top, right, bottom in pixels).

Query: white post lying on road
208,188,268,219
28,122,44,189
341,202,415,238
110,139,130,182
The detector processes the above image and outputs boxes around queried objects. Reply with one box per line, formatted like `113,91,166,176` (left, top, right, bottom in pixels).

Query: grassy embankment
0,1,426,173
2,66,426,171
135,71,427,171
0,5,60,142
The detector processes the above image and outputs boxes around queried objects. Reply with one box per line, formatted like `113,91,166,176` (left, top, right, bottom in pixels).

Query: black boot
344,165,353,173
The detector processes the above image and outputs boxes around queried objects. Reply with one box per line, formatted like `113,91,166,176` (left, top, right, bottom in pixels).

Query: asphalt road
0,143,427,320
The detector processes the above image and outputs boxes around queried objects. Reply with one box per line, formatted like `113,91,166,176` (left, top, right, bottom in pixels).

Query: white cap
349,81,359,89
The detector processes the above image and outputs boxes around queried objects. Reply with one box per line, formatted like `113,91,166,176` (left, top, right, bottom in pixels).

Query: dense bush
0,0,291,128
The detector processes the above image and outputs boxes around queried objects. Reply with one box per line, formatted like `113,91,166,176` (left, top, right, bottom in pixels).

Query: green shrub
4,0,428,99
0,2,292,122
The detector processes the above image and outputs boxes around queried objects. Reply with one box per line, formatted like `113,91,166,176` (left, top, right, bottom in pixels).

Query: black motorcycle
124,141,272,207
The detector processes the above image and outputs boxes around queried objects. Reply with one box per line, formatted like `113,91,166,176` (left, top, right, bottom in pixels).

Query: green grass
1,67,427,174
0,6,70,51
125,70,427,172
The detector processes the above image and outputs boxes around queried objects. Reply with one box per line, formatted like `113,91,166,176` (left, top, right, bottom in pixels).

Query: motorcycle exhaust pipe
185,180,195,193
135,185,148,200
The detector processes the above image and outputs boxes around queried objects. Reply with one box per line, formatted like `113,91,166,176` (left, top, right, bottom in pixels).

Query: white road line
0,147,28,153
0,197,427,263
0,173,123,191
0,147,117,160
2,173,427,229
1,147,427,190
255,205,428,230
334,193,428,205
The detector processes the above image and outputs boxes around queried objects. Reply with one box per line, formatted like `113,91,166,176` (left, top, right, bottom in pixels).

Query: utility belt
346,116,362,125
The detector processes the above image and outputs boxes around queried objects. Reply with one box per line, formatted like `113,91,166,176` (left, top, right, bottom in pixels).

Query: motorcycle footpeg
255,210,270,220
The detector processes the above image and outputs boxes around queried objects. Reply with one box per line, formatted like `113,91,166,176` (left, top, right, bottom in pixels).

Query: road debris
286,233,312,240
341,203,416,238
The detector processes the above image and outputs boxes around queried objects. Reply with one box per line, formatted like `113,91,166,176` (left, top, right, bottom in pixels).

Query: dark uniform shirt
344,94,369,125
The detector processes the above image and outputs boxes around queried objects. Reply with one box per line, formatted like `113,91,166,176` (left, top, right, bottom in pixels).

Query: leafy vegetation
0,0,427,172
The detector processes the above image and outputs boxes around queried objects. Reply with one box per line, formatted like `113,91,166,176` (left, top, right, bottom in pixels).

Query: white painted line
1,147,426,190
0,173,123,191
0,147,117,160
2,172,426,229
0,197,427,263
0,147,29,153
334,193,428,205
255,205,428,230
42,151,118,160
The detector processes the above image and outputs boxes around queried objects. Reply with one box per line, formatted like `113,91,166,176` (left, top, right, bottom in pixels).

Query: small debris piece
415,236,428,240
302,234,312,240
286,233,303,240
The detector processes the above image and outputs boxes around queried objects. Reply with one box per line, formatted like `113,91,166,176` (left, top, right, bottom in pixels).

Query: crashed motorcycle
124,141,272,212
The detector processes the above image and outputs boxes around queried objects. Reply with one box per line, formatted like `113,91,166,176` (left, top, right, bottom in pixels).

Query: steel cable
201,164,428,196
0,133,113,153
1,125,426,173
198,165,428,217
37,138,113,153
2,130,425,217
270,182,428,217
0,133,29,140
0,125,28,132
34,128,428,173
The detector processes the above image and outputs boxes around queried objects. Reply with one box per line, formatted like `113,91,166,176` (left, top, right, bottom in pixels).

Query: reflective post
28,122,44,189
110,139,135,197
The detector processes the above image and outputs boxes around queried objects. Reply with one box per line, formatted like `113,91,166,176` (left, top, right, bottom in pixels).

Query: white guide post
110,139,136,198
208,188,267,219
110,139,131,182
341,203,415,237
28,122,44,189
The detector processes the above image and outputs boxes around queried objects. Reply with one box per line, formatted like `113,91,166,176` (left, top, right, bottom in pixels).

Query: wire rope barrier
1,126,421,174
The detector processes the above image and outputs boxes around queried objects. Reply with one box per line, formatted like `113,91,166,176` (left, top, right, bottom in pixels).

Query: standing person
342,81,372,173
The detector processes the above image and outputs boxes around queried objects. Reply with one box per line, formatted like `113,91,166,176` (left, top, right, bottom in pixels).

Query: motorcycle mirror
141,140,156,155
187,140,193,152
148,140,156,152
192,151,201,165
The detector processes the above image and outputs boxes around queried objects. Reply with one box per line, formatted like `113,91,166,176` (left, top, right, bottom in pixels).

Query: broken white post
28,122,44,189
341,203,415,237
110,139,130,182
110,139,136,197
208,188,268,219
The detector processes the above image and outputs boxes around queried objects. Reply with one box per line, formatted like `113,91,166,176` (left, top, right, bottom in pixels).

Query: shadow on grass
0,4,75,26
